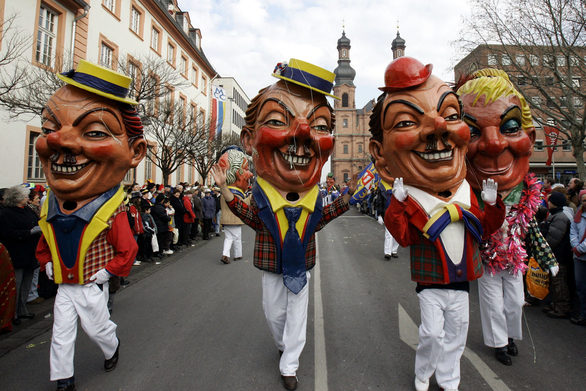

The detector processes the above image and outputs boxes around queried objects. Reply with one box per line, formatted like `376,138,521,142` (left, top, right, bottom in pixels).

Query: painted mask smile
51,162,90,175
414,148,453,162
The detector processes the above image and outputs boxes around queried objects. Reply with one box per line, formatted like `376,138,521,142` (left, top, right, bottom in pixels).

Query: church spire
391,25,406,59
334,29,356,87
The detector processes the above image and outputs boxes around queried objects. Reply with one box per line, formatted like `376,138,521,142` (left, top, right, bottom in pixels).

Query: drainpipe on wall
70,4,90,69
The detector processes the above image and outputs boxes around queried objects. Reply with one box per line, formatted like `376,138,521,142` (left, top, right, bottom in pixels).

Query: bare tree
143,99,210,186
189,129,242,186
457,0,586,178
0,14,42,118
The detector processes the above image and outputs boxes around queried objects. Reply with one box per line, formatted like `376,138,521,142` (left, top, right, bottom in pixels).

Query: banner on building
211,86,226,139
544,126,560,166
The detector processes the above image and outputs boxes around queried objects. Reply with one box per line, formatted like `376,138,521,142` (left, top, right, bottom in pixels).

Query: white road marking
314,235,329,391
398,303,512,391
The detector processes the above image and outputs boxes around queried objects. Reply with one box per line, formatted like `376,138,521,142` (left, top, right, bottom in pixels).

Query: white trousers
415,289,469,390
50,283,118,381
222,225,242,258
478,267,524,348
262,271,310,376
384,227,399,255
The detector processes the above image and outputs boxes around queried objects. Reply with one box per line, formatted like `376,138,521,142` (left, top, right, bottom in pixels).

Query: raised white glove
549,265,559,277
30,226,42,235
392,177,408,202
378,216,384,225
45,262,53,280
481,179,498,206
90,268,111,285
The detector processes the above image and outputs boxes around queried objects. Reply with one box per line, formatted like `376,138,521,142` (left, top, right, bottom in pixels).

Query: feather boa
482,173,542,275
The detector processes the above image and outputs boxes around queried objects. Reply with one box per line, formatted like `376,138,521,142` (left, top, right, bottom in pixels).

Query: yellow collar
257,177,318,213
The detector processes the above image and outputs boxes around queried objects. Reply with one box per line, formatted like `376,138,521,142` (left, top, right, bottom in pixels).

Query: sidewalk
0,235,217,357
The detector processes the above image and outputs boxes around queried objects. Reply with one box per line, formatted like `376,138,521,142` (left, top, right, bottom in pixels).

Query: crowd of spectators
0,180,225,334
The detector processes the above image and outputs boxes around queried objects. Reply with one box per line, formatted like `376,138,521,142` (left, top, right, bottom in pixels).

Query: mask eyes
468,124,481,138
501,118,521,135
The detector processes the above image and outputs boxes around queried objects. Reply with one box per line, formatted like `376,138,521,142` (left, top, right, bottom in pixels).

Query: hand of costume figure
30,226,42,235
90,268,111,285
378,215,384,225
549,265,559,277
347,173,358,195
481,179,498,206
211,164,227,187
573,247,582,257
45,262,53,280
392,177,408,202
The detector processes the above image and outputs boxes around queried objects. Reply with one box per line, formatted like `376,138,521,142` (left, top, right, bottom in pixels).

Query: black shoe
384,254,392,260
507,339,518,356
545,310,570,319
392,252,399,258
281,375,298,390
56,376,75,391
215,233,221,237
12,318,21,326
495,347,512,366
104,340,120,372
19,313,35,320
570,315,586,326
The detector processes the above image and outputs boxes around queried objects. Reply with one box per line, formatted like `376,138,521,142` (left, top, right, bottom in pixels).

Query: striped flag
349,162,380,205
211,86,226,139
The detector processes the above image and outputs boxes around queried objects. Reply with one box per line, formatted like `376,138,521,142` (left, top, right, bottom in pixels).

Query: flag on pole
349,162,380,205
544,126,559,166
211,86,226,139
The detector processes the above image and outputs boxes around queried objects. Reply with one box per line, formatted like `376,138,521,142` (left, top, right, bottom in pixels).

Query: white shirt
405,181,471,265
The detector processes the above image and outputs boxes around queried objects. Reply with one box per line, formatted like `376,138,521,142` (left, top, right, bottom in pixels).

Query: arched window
342,93,349,107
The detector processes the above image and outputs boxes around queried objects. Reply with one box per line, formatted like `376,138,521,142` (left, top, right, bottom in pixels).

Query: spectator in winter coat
201,189,216,240
569,189,586,326
151,195,173,255
182,190,196,245
191,188,203,240
0,186,41,324
543,190,573,318
169,187,185,247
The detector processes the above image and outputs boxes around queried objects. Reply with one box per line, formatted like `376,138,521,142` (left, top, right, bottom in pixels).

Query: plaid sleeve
228,196,263,230
316,196,349,231
526,217,558,270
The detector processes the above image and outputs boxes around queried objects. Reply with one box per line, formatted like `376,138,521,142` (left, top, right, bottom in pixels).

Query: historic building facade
331,30,406,184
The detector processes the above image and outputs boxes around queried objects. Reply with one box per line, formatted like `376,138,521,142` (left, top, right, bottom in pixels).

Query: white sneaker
133,260,141,266
163,249,174,255
414,376,429,391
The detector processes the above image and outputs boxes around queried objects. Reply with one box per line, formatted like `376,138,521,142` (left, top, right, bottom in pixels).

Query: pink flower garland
482,173,542,275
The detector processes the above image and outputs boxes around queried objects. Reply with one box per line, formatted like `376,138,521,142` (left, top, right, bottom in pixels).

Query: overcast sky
182,0,473,108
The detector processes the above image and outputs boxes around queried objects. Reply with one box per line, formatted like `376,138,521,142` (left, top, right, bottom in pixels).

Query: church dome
337,31,351,49
391,31,406,50
334,62,356,86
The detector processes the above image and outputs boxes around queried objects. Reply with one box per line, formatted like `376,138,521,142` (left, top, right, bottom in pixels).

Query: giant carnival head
240,59,338,194
456,68,535,196
35,60,147,209
369,57,470,199
217,146,253,193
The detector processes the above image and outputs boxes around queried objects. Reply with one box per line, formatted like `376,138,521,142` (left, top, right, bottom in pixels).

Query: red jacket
183,196,196,223
385,187,505,284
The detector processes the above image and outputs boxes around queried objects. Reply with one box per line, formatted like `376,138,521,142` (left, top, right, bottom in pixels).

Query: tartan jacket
36,186,138,284
385,186,505,284
227,183,349,274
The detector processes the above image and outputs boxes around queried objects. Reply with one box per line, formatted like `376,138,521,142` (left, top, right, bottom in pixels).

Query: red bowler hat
379,57,433,92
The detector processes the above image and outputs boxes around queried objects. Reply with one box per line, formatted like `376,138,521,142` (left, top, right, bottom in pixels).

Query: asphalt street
0,206,584,390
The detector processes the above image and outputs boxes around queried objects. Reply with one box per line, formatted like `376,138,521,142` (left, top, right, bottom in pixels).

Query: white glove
549,265,559,277
481,179,498,206
378,216,384,225
45,262,53,280
90,268,111,285
30,226,42,235
392,177,408,202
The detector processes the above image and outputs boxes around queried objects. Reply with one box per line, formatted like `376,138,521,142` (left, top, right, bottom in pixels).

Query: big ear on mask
369,139,394,185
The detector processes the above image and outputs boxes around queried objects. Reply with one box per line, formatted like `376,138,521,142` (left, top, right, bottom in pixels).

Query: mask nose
289,120,312,154
46,127,81,157
478,126,507,155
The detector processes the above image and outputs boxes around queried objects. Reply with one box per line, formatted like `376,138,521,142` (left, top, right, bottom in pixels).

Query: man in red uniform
369,57,505,391
35,60,146,391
